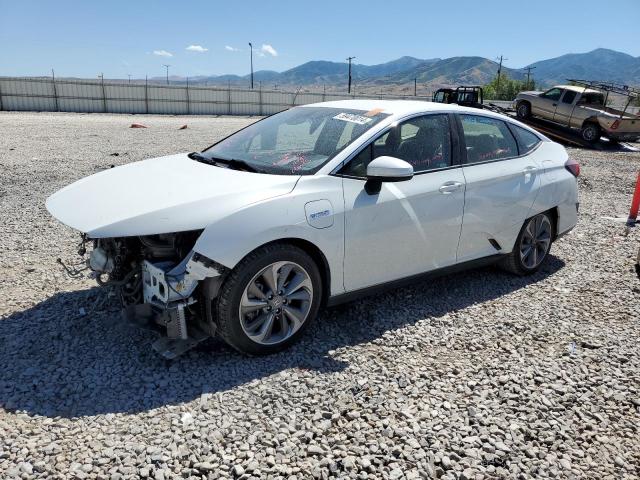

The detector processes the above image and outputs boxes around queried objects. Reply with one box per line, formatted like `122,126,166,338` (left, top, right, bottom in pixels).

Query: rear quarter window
510,124,542,154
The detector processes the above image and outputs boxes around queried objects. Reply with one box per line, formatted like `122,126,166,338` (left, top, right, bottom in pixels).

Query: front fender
192,175,345,296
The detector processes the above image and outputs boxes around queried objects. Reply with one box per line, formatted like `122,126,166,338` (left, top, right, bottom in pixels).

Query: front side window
562,90,577,104
511,124,542,154
460,115,518,163
541,88,563,101
340,114,452,177
204,107,389,175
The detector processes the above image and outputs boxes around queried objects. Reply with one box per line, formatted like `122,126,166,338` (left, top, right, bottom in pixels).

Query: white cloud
186,45,208,53
261,44,278,57
153,50,173,57
225,45,240,52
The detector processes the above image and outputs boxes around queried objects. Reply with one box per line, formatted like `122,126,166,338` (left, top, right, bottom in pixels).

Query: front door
553,89,578,126
534,88,563,120
339,114,466,291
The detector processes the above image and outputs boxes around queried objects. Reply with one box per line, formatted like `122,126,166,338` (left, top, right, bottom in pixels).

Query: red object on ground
178,124,188,130
628,172,640,226
130,123,147,128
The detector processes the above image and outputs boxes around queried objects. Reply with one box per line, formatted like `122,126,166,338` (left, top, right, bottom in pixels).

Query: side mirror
365,156,414,194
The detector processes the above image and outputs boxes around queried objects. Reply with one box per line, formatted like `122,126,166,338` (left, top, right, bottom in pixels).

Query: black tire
516,102,531,119
581,123,600,143
215,243,322,355
501,212,554,276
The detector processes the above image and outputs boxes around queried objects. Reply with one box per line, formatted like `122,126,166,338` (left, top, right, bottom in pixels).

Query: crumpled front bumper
124,252,223,358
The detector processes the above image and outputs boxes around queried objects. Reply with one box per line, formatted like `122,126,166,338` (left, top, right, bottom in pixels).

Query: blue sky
1,0,639,79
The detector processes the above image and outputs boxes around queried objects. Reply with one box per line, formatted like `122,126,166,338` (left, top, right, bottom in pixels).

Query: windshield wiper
209,156,261,173
188,151,215,164
189,151,262,173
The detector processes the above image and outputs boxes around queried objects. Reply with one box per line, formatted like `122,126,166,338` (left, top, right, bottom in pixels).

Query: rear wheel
215,243,322,355
581,123,600,143
501,213,553,276
516,102,531,119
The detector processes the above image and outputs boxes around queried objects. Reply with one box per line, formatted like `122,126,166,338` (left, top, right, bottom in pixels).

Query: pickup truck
514,85,640,143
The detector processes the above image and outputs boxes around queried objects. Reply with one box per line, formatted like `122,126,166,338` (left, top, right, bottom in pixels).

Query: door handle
439,181,463,194
523,166,538,174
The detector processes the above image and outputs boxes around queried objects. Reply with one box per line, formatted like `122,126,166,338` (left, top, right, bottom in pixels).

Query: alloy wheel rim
518,105,528,117
239,261,313,345
519,215,552,269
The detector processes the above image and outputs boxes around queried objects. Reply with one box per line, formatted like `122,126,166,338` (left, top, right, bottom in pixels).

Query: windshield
203,106,389,175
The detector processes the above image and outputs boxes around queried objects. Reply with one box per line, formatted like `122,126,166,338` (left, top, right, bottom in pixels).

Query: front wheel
516,102,531,119
501,213,553,276
215,243,322,355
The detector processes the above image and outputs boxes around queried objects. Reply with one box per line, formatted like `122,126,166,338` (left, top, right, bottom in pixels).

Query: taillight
611,119,620,130
565,159,580,177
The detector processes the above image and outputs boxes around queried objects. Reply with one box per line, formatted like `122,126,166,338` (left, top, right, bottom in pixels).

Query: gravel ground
0,111,639,480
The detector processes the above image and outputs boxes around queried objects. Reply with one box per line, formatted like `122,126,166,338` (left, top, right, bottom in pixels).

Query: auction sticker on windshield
333,112,373,125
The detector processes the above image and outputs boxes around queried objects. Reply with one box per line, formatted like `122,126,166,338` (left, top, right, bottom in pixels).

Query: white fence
0,76,437,116
3,77,634,117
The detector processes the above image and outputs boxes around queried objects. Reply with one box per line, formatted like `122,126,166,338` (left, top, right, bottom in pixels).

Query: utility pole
346,56,355,94
523,66,536,90
99,73,107,112
128,74,131,84
248,42,254,89
495,55,507,96
163,64,171,85
414,78,417,96
51,69,59,112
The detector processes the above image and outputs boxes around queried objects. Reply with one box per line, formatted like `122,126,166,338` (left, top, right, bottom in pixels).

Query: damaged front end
83,232,224,358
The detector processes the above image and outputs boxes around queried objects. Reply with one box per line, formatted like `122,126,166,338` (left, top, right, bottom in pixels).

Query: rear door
456,114,541,263
553,89,578,126
534,88,563,120
339,113,466,291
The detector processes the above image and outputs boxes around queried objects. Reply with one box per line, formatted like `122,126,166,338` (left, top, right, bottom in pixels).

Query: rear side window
460,115,518,164
511,124,541,154
579,93,605,106
562,90,577,104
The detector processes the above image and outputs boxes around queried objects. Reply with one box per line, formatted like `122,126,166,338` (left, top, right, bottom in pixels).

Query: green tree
483,73,532,101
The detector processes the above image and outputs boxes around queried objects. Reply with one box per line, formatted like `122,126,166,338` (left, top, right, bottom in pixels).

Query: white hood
46,153,299,237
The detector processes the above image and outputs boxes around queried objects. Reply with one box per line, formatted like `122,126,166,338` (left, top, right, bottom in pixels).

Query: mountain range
181,48,640,91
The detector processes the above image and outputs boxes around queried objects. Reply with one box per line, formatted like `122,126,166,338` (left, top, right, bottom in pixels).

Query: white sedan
47,100,579,357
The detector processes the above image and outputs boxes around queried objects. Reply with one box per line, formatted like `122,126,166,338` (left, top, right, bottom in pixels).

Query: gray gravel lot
0,111,639,479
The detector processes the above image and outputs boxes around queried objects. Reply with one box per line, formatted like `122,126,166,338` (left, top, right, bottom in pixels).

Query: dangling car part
47,101,579,358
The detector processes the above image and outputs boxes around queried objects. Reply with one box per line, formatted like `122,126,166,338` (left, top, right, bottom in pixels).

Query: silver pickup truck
514,85,640,143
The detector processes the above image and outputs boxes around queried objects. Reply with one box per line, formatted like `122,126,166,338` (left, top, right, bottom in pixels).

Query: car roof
302,99,499,119
304,99,551,144
555,85,601,94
